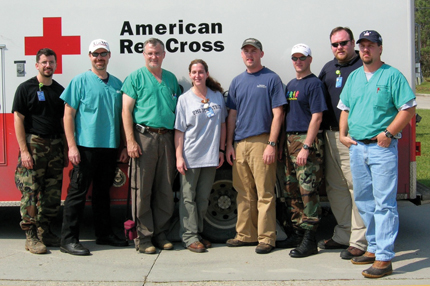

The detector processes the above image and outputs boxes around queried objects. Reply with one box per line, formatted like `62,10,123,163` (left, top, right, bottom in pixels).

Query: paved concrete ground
1,200,430,286
416,93,430,109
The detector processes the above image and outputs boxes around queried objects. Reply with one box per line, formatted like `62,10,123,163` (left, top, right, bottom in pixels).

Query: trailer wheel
202,168,237,242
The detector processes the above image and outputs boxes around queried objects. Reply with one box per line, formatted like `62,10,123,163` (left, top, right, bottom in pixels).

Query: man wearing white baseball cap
60,39,129,255
277,43,327,258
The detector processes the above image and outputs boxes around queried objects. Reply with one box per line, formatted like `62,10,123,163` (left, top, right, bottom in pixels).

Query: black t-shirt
11,76,65,135
318,52,362,129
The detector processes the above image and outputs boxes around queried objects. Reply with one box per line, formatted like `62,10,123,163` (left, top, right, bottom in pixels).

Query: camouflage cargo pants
15,135,64,230
283,133,323,231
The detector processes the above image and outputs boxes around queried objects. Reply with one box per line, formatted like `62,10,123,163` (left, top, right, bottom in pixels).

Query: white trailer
0,0,418,239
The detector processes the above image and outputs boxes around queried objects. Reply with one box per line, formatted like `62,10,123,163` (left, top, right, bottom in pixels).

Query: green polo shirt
122,67,181,129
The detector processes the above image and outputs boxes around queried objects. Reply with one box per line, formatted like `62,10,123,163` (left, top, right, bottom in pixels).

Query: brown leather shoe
351,251,376,264
226,238,258,247
362,261,393,278
317,238,348,249
255,243,274,254
200,238,212,249
340,246,365,259
187,241,206,253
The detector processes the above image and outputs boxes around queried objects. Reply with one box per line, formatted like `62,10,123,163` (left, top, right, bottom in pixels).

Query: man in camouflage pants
12,48,66,254
276,43,327,258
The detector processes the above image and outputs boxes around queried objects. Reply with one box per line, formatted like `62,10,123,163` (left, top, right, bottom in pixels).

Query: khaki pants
131,130,175,241
324,130,367,250
233,134,276,247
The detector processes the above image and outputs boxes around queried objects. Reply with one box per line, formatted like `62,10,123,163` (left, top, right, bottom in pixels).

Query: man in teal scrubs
122,38,182,254
60,39,129,255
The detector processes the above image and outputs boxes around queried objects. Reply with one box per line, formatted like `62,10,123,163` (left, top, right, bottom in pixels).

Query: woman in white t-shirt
174,59,227,253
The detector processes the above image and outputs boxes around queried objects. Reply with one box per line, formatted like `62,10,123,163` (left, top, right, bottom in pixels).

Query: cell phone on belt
136,124,146,134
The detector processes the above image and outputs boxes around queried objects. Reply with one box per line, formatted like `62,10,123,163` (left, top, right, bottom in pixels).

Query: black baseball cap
241,38,263,51
356,30,383,45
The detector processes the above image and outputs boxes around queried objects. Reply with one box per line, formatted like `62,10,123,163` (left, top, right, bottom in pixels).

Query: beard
41,69,53,78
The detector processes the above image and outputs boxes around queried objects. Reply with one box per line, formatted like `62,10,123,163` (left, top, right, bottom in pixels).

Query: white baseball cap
291,43,312,57
89,39,110,53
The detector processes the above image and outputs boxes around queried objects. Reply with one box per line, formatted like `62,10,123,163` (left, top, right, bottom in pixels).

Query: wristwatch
302,144,309,150
267,141,276,147
384,129,394,138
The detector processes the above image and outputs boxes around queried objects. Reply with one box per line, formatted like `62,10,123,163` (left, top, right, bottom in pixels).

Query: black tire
202,167,237,242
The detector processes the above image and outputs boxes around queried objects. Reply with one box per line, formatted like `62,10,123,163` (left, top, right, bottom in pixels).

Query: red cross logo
25,17,80,74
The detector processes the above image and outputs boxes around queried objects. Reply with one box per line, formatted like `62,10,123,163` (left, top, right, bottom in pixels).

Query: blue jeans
349,139,399,261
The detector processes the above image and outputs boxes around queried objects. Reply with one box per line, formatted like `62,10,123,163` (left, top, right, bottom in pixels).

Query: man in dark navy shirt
318,27,367,260
277,43,327,258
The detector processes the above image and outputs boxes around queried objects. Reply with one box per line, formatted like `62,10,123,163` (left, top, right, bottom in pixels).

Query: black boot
276,229,304,248
289,230,318,258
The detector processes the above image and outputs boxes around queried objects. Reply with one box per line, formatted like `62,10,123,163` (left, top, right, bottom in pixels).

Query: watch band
302,144,309,150
267,141,276,147
384,129,394,138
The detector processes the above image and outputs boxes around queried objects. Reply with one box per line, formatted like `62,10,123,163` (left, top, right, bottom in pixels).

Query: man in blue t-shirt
339,30,416,278
277,44,327,258
225,38,286,254
60,39,129,256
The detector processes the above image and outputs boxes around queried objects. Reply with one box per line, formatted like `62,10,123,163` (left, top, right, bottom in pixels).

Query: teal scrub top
340,64,415,140
61,71,123,148
121,67,181,129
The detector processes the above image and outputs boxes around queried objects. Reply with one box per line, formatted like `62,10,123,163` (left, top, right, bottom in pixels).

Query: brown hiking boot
25,227,47,254
38,225,60,247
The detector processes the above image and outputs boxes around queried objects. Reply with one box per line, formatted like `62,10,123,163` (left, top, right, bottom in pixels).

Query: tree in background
416,0,430,78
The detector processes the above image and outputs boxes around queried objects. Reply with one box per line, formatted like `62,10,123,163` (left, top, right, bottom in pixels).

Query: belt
31,133,63,139
327,126,339,131
286,131,307,135
135,124,172,134
287,130,323,135
357,139,377,144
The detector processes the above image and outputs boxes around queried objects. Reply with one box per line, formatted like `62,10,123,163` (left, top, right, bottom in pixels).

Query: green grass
416,109,430,187
416,79,430,94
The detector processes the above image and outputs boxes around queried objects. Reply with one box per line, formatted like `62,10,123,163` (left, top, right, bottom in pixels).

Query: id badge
206,107,215,118
335,77,343,88
37,91,46,101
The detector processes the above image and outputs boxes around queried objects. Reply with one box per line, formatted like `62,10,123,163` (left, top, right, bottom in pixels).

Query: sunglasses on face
331,40,350,48
91,52,109,57
291,56,308,61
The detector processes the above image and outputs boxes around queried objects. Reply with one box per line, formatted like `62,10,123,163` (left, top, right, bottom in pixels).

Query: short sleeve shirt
60,71,123,148
226,67,286,141
285,74,327,132
340,64,416,140
318,53,362,127
121,67,181,129
12,76,65,135
175,88,227,168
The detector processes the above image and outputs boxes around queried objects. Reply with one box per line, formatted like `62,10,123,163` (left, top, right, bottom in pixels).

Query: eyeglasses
38,61,56,66
91,52,109,57
331,40,350,48
291,56,308,61
144,52,163,57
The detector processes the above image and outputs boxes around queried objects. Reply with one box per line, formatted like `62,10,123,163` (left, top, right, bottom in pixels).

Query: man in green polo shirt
122,38,182,254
